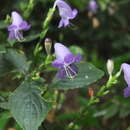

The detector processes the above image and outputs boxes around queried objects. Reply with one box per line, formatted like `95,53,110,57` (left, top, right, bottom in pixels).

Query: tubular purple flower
52,43,82,79
121,63,130,98
54,0,78,28
88,0,98,13
8,11,31,41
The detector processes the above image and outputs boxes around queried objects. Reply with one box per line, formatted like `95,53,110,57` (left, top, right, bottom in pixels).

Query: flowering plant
0,0,129,129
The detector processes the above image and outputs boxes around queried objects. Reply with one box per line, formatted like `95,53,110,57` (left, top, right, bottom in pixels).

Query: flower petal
75,54,82,62
19,21,31,30
12,11,23,26
88,0,98,13
8,31,15,39
58,19,64,28
71,9,78,19
56,68,66,79
62,18,69,27
52,59,63,68
64,53,75,64
124,86,130,98
54,43,72,60
56,0,72,15
56,0,77,25
121,63,130,85
8,24,17,31
14,31,24,41
58,18,69,28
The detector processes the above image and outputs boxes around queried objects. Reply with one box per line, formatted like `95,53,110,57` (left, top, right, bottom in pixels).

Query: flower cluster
7,1,81,79
8,0,78,40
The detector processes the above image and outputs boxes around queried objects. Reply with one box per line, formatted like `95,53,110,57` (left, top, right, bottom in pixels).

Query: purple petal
19,21,31,30
54,43,72,60
121,63,130,85
56,0,78,20
71,9,78,19
58,18,69,28
124,86,130,98
75,54,82,62
56,68,66,79
8,31,15,39
58,19,64,28
64,53,75,64
56,0,72,15
52,59,64,68
11,11,23,26
62,18,69,27
8,24,17,31
56,64,78,79
88,0,98,13
14,31,24,41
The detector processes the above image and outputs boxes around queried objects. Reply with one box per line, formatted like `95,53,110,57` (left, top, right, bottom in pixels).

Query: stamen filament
15,30,24,41
64,64,77,79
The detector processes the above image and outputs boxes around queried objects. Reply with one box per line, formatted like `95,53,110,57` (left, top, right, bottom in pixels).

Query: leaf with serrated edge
9,81,51,130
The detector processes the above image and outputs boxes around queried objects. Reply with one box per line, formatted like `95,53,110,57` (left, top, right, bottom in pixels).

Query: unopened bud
44,38,52,55
107,59,114,76
88,88,94,97
92,17,100,28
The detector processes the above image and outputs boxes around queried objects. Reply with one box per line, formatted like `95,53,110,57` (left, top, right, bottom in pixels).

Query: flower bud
107,59,114,76
44,38,52,55
88,88,94,97
92,17,100,28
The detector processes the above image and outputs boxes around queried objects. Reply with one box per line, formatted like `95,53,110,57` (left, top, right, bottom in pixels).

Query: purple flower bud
121,63,130,98
54,0,78,28
88,0,98,13
8,11,31,41
52,43,82,79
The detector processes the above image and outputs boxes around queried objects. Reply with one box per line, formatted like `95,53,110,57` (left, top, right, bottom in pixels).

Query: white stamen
64,64,77,79
14,30,24,41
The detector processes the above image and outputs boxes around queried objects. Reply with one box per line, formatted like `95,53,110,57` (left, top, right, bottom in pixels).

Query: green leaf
127,126,130,130
0,102,10,109
51,62,104,90
0,45,6,54
4,49,30,74
9,81,51,130
8,33,40,46
0,112,11,130
20,33,40,43
70,45,84,55
0,54,13,76
0,21,8,29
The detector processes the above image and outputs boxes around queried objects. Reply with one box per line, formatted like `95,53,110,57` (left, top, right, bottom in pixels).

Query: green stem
24,0,35,18
34,5,56,56
67,70,122,129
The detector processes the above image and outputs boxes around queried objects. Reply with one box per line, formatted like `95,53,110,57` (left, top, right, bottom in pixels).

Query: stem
34,5,56,56
67,70,121,129
24,0,35,18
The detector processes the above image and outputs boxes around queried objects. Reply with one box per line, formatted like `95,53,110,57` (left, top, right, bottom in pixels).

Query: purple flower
54,0,78,28
121,63,130,98
88,0,98,13
8,11,31,41
52,43,82,79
